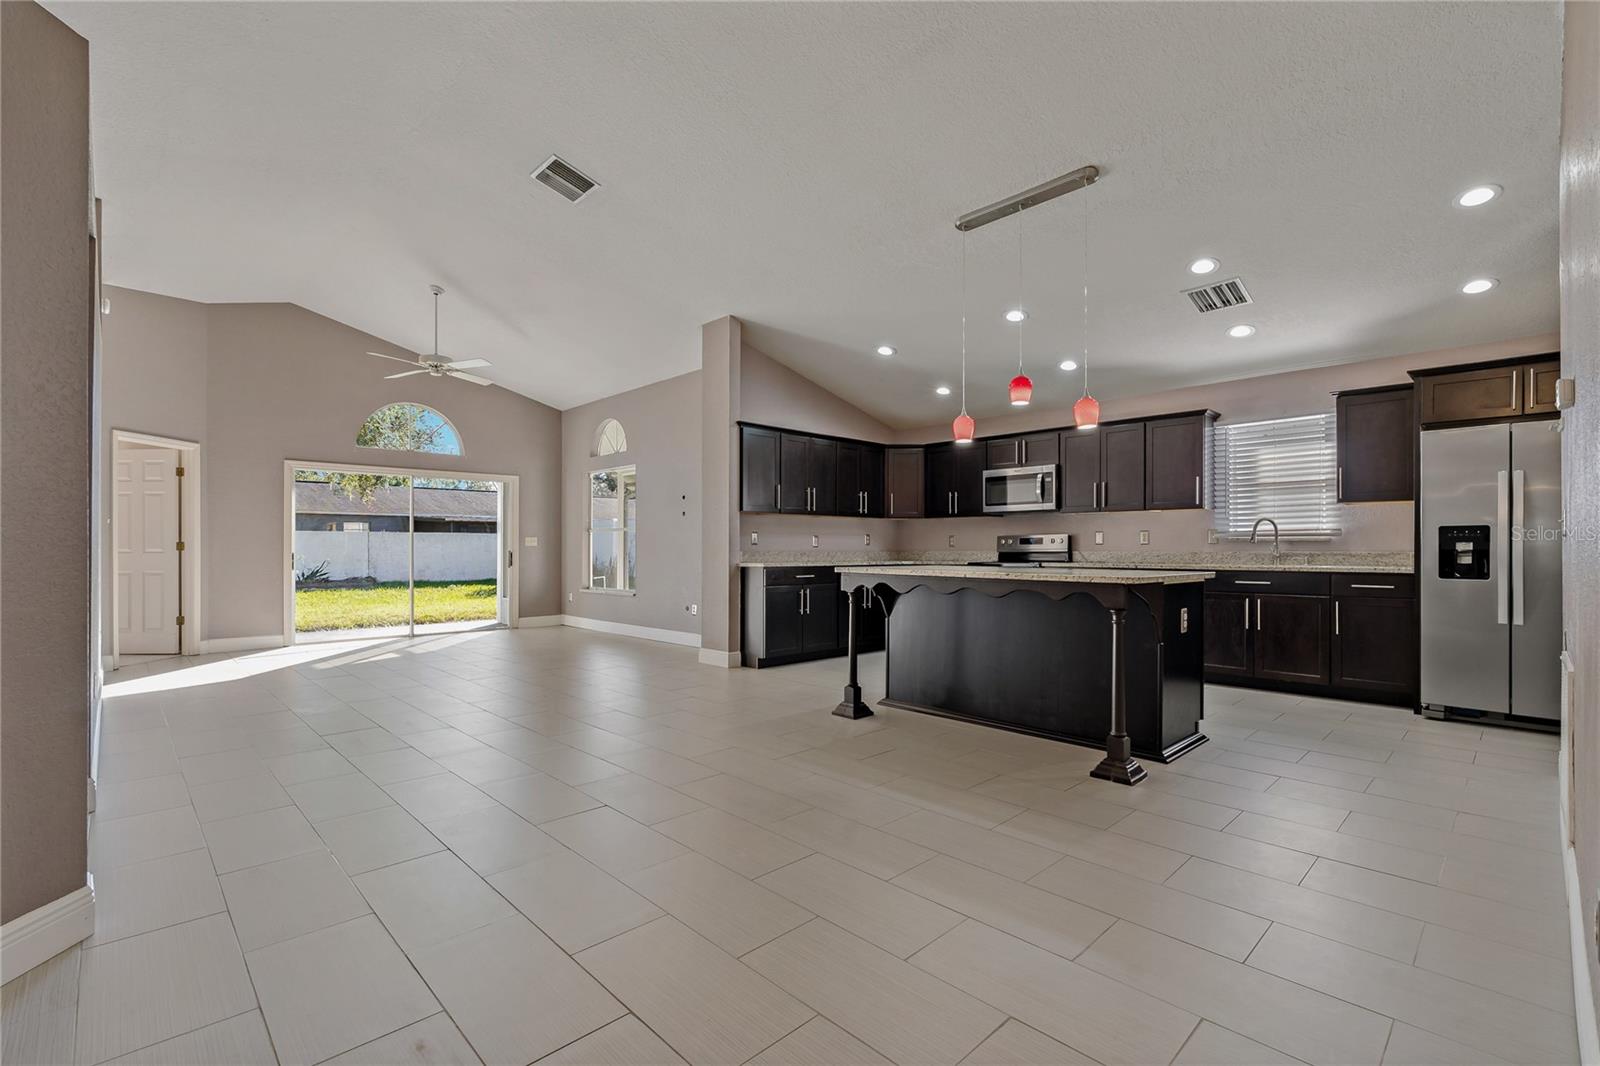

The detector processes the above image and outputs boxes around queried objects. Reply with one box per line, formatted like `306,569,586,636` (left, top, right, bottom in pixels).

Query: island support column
1090,606,1148,785
833,585,872,719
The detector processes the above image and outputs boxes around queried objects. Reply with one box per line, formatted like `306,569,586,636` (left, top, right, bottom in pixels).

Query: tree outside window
588,466,637,591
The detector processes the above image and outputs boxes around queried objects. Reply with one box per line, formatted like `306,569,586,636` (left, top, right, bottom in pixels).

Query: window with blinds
1212,413,1340,539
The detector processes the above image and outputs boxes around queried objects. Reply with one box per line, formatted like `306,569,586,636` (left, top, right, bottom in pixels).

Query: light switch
524,536,538,547
1139,530,1150,545
1094,531,1105,545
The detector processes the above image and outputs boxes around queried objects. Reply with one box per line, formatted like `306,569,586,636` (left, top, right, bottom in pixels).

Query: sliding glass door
290,466,507,641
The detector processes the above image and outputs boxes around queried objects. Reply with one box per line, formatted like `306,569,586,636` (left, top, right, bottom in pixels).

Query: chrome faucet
1249,517,1281,559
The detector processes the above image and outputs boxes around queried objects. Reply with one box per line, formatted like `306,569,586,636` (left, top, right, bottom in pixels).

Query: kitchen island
834,564,1213,784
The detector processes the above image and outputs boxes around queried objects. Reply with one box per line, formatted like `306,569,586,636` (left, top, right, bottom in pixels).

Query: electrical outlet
811,534,819,547
948,534,956,548
1206,528,1219,544
1139,530,1150,545
750,531,758,546
863,533,871,546
1094,531,1105,545
690,603,698,615
568,592,574,603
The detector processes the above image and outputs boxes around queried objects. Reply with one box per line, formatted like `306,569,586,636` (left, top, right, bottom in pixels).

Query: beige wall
100,287,564,641
886,332,1559,558
562,371,702,636
1,1,93,923
699,317,741,654
1559,0,1600,1033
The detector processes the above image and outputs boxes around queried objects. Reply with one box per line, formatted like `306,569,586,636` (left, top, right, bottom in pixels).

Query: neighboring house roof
293,482,497,520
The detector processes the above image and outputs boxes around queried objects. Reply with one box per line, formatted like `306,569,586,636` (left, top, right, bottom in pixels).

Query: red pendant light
953,232,976,443
1008,212,1032,407
1073,391,1100,429
1073,184,1099,429
1009,373,1033,407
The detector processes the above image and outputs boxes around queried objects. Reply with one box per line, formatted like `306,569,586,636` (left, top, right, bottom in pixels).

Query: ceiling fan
368,285,493,386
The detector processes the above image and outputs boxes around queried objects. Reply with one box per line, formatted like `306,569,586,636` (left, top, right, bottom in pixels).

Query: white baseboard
518,615,564,627
559,615,700,648
697,648,741,668
1,885,94,984
199,634,284,654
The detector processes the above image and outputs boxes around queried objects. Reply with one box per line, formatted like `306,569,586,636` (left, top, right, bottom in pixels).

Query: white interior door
116,447,181,654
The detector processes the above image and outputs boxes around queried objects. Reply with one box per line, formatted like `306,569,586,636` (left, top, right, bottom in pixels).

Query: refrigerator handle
1512,468,1526,626
1495,469,1510,626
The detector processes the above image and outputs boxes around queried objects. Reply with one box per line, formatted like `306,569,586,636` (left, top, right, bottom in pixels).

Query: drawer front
1203,571,1329,596
1333,572,1415,598
765,566,839,586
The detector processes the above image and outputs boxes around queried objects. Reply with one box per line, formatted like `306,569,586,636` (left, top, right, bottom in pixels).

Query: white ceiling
55,1,1561,426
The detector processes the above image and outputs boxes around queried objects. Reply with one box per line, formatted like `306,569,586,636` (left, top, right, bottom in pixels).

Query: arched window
357,403,462,455
594,418,628,457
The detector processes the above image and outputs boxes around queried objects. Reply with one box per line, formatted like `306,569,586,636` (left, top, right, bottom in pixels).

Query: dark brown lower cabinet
1331,595,1415,696
1253,595,1330,686
1202,593,1251,678
1203,571,1413,705
742,567,882,667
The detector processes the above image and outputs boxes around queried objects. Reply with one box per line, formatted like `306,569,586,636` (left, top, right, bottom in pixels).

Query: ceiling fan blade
440,358,490,370
368,351,421,365
449,371,495,387
384,369,432,379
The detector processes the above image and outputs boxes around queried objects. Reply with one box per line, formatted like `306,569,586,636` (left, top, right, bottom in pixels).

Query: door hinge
175,465,186,477
175,615,185,626
175,540,186,552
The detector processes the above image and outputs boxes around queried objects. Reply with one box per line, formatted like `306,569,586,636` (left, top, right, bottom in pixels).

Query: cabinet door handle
1255,597,1262,630
955,490,960,513
1194,475,1201,506
793,574,816,579
1510,369,1519,409
889,492,895,514
1338,467,1344,500
1349,583,1394,589
1017,440,1024,465
1334,600,1340,636
1234,579,1272,585
776,483,781,509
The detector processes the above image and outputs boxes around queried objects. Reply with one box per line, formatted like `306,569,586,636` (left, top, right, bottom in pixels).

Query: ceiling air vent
1182,276,1252,313
530,155,599,203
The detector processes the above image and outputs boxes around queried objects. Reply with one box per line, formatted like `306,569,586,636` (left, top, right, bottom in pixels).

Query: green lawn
295,580,498,632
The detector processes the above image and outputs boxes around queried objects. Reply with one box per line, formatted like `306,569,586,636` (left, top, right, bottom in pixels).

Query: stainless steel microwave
982,464,1060,513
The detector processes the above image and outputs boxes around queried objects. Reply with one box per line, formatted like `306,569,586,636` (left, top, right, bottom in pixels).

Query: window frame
355,402,464,456
1212,412,1341,541
585,463,638,595
594,418,628,458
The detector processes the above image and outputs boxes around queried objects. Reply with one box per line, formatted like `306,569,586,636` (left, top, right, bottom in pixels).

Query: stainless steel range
967,533,1073,567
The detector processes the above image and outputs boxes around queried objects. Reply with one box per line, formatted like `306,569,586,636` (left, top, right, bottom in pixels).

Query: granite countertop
741,548,1413,574
837,564,1214,585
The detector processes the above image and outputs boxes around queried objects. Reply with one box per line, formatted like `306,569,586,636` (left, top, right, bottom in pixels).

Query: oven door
982,464,1059,513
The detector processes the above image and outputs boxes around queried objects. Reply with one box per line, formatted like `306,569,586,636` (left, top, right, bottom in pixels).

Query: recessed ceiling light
1189,257,1219,275
1005,308,1027,323
1456,185,1501,208
935,385,952,396
1461,278,1498,295
1058,359,1078,372
876,345,895,357
1227,324,1256,338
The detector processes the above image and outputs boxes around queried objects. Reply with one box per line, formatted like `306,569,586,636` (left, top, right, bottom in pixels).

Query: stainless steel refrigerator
1420,420,1562,721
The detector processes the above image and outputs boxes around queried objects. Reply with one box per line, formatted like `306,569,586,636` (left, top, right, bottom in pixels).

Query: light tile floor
2,627,1577,1065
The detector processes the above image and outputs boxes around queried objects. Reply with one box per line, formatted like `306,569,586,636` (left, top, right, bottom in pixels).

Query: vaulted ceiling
56,1,1561,426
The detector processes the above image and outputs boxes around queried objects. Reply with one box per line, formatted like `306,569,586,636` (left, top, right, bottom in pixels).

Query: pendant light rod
954,164,1099,232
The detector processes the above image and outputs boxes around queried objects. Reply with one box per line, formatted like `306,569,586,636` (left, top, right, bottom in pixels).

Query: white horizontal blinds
1213,413,1340,538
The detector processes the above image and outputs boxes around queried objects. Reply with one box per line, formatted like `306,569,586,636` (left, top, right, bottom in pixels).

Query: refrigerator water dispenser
1436,525,1490,579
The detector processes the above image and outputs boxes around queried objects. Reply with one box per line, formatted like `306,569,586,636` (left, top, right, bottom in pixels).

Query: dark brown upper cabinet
835,442,884,517
925,444,984,517
985,432,1061,470
1415,355,1561,427
1144,413,1214,510
740,425,781,513
1059,429,1101,513
777,433,837,514
1524,359,1562,415
885,447,925,517
1335,385,1415,502
1100,423,1147,511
